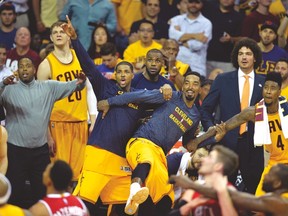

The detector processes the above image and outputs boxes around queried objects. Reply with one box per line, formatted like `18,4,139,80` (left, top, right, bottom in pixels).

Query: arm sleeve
182,120,199,147
86,79,98,116
50,79,85,101
108,89,174,106
59,0,71,21
0,82,6,103
71,38,108,99
105,5,117,36
168,17,185,41
186,21,212,51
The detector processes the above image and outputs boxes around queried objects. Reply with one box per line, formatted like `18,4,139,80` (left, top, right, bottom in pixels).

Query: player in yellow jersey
37,21,97,182
123,20,162,72
189,72,288,198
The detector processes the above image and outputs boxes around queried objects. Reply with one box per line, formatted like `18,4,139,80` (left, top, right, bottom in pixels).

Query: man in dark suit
201,38,264,194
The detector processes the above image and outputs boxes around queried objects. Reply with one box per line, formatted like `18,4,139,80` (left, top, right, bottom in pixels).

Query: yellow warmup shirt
111,0,143,35
265,113,288,165
123,40,162,64
94,58,102,65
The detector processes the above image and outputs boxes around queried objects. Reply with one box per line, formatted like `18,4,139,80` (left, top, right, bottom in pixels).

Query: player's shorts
49,121,88,181
126,138,174,204
73,145,131,204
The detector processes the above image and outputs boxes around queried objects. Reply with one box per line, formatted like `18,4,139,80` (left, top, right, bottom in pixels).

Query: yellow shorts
49,121,88,181
73,146,131,204
126,138,174,204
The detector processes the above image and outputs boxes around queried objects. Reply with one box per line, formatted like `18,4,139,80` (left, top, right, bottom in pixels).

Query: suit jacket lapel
251,75,263,105
231,71,241,109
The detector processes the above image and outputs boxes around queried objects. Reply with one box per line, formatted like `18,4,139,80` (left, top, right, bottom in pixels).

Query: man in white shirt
169,0,212,77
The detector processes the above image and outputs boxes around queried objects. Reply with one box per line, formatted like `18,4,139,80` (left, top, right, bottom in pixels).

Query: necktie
239,75,250,134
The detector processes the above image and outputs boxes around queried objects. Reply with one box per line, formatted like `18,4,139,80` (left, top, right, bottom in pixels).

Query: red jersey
192,182,233,216
6,48,41,72
40,193,88,216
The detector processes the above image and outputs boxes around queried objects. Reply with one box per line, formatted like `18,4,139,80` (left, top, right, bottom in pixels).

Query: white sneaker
124,185,149,215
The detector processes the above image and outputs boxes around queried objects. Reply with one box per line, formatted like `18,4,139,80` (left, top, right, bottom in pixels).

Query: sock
130,182,141,194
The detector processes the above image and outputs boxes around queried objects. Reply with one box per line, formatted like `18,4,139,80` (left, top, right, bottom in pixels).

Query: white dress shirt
169,13,212,76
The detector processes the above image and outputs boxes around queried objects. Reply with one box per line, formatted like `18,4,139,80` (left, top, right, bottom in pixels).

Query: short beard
222,5,234,11
185,96,194,101
261,39,273,46
147,70,159,79
2,22,14,28
264,102,272,107
282,75,288,82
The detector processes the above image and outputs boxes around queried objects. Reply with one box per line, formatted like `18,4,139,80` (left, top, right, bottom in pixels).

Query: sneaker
124,186,149,215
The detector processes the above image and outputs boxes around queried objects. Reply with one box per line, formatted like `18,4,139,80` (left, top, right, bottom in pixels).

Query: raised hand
75,72,86,85
3,75,16,85
219,32,231,43
160,84,173,101
214,122,226,142
61,15,77,39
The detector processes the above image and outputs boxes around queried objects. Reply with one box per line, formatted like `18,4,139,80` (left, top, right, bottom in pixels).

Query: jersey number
68,91,82,102
276,135,284,151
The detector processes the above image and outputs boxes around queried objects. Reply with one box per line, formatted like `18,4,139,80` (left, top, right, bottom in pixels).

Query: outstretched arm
188,106,256,150
98,85,173,118
185,126,217,152
108,89,173,106
61,15,107,97
169,175,218,199
169,175,282,214
224,106,255,131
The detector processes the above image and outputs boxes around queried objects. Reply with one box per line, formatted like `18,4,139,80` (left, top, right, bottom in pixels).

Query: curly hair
231,38,262,70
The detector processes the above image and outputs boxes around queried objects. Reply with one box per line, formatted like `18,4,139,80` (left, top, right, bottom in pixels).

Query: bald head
0,174,11,205
15,27,31,47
